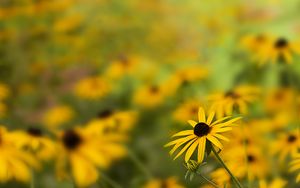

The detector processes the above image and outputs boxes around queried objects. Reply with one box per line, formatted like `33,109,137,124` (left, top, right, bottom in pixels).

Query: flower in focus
165,107,241,163
42,105,74,129
56,126,127,187
0,126,39,182
74,76,111,100
143,177,185,188
290,153,300,182
209,85,260,117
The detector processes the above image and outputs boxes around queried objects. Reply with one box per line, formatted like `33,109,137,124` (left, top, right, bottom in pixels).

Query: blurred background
1,0,300,187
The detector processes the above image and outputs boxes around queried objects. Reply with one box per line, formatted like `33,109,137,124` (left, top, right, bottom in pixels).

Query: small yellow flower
173,100,202,123
143,177,185,188
0,83,10,101
165,107,241,163
0,126,39,182
271,130,300,161
56,126,126,187
209,85,260,117
133,84,166,108
74,76,110,100
259,178,287,188
42,105,74,128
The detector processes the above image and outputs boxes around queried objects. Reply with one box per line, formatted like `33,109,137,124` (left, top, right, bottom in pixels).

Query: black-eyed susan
207,168,231,188
143,177,185,188
56,126,126,187
165,107,241,163
173,99,202,123
209,85,260,117
133,84,167,108
240,34,271,55
271,130,300,161
0,83,10,101
0,126,39,182
261,37,300,64
74,76,110,100
42,105,74,129
87,109,138,134
10,127,56,161
259,178,286,188
290,153,300,182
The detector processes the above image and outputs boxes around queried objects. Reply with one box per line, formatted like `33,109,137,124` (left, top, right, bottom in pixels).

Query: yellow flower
209,85,260,117
74,76,110,100
10,127,56,161
143,177,185,188
208,168,231,188
133,84,167,108
42,105,74,128
87,109,138,134
0,83,10,101
56,126,126,187
165,107,241,163
260,37,300,64
173,99,202,123
0,126,39,182
53,14,83,33
241,34,271,54
271,130,300,161
290,153,300,182
104,55,140,79
259,178,287,188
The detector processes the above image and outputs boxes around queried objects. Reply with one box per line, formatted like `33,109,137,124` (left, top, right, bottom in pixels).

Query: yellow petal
185,139,199,162
213,134,230,142
210,116,231,126
212,127,232,133
197,137,206,163
173,138,197,160
168,135,196,155
207,135,223,149
188,120,198,127
172,130,193,137
198,107,206,123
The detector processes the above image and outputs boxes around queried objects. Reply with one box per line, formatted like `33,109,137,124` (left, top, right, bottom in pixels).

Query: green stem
30,170,35,188
127,149,153,180
100,172,123,188
196,172,218,188
212,147,243,188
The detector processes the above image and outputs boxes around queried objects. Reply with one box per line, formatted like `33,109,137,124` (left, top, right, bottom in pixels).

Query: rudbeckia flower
173,99,202,123
56,126,126,187
42,105,74,129
259,178,287,188
0,126,39,182
133,84,167,108
271,130,300,162
290,153,300,182
74,76,111,100
0,83,10,101
209,85,260,117
165,107,241,163
143,177,185,188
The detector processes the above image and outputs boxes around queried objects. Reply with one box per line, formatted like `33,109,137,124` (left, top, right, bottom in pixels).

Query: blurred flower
86,109,138,134
259,178,287,188
53,14,83,33
133,84,167,108
143,177,185,188
271,130,300,161
173,99,202,123
42,105,74,128
56,126,126,187
209,85,260,117
0,126,39,182
0,83,10,101
165,107,241,163
208,168,231,188
290,153,300,182
74,76,110,100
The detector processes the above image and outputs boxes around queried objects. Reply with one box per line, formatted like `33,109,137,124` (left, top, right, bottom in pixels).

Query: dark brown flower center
287,135,297,143
160,181,168,188
274,38,288,49
247,154,256,163
62,130,82,150
194,122,211,137
190,107,198,114
255,35,266,43
150,86,159,94
225,91,240,99
97,109,113,119
27,127,43,137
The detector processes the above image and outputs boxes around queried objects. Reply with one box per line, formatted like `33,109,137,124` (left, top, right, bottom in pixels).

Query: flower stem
30,170,35,188
127,149,153,180
100,172,123,188
211,147,243,188
196,172,218,188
